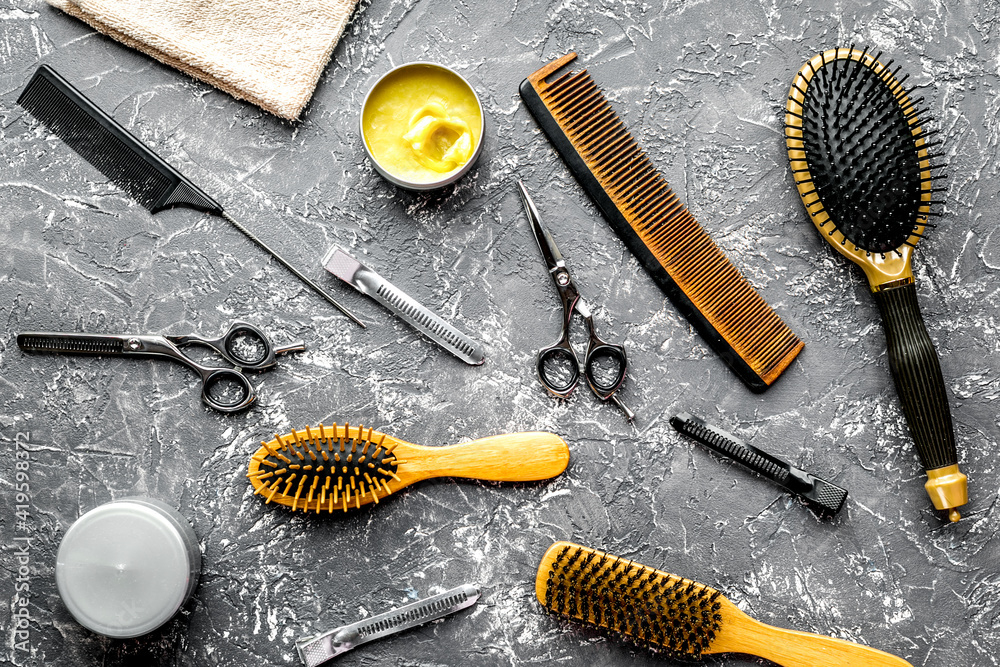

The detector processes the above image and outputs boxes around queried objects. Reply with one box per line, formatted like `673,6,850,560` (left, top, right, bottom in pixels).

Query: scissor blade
516,181,564,270
17,332,129,355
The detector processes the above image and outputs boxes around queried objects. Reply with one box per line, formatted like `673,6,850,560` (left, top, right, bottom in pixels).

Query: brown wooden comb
520,53,803,392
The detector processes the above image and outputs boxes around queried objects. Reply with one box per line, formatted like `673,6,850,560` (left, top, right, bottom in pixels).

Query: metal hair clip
671,412,848,515
296,584,481,666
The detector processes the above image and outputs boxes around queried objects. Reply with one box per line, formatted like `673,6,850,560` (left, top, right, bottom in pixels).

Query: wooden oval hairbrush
536,541,913,666
247,423,570,513
784,46,967,521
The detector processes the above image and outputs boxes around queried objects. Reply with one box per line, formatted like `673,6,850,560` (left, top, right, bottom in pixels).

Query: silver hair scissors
517,181,634,421
16,321,304,413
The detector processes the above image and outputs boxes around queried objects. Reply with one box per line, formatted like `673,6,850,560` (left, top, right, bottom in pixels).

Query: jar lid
56,498,200,638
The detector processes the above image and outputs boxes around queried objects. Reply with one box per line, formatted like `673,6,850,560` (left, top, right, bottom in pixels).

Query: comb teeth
18,334,124,355
375,283,478,359
18,69,172,210
538,542,723,659
16,66,221,215
522,55,803,391
673,417,789,482
356,588,472,639
247,424,399,514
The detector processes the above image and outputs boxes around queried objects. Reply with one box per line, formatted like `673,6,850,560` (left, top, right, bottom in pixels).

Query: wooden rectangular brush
520,53,803,392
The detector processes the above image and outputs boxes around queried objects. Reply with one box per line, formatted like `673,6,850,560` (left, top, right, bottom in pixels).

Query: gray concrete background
1,0,998,665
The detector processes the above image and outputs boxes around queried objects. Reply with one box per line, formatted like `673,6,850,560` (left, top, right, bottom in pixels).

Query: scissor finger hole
225,328,269,366
587,347,626,394
204,372,253,409
539,347,579,394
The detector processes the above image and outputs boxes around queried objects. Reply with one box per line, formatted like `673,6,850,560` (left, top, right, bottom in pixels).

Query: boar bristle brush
784,46,966,521
248,423,570,513
536,541,912,666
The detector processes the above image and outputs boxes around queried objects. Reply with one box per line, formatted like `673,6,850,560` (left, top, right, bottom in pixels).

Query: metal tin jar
360,62,485,191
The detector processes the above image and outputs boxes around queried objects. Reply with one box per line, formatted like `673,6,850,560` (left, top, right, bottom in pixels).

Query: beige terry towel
48,0,359,120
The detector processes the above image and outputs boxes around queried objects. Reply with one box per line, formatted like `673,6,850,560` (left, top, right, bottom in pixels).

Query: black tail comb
670,412,848,515
15,65,365,327
17,65,221,214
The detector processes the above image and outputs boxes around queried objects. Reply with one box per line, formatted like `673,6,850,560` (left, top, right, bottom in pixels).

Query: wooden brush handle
721,618,913,667
407,432,569,482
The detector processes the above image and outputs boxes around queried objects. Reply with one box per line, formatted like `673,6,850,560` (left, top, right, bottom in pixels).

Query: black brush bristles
249,425,400,513
539,543,723,660
786,47,943,255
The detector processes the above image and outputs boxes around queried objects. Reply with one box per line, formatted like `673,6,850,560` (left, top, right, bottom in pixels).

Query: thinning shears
517,181,634,420
17,321,304,413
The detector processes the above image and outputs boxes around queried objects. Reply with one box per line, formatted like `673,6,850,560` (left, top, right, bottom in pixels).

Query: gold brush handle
406,432,570,482
718,618,913,667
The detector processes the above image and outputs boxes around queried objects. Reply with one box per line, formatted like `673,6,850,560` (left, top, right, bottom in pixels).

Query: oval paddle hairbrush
784,46,966,521
247,423,570,513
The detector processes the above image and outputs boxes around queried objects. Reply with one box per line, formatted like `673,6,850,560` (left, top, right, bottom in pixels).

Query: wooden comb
520,53,804,392
247,423,570,513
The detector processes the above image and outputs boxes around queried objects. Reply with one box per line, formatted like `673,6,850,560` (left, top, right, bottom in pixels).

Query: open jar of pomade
361,62,484,190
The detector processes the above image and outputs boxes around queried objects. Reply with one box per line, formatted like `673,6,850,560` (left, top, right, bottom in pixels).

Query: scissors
16,321,305,413
516,181,634,421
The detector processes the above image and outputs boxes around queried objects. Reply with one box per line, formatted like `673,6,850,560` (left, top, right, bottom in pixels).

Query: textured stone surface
1,0,999,665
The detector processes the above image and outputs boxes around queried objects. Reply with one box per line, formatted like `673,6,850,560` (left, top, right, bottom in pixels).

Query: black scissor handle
219,322,275,369
170,321,304,372
584,341,628,399
200,367,256,413
536,338,581,398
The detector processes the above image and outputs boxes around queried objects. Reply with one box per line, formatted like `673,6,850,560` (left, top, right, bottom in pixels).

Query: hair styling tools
784,46,966,521
520,53,804,393
537,541,912,666
296,584,480,667
322,246,485,365
248,423,569,513
17,321,303,412
670,412,847,515
516,182,633,420
16,65,364,328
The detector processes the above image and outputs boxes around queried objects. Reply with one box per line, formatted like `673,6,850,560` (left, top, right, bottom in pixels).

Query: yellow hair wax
362,64,483,187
